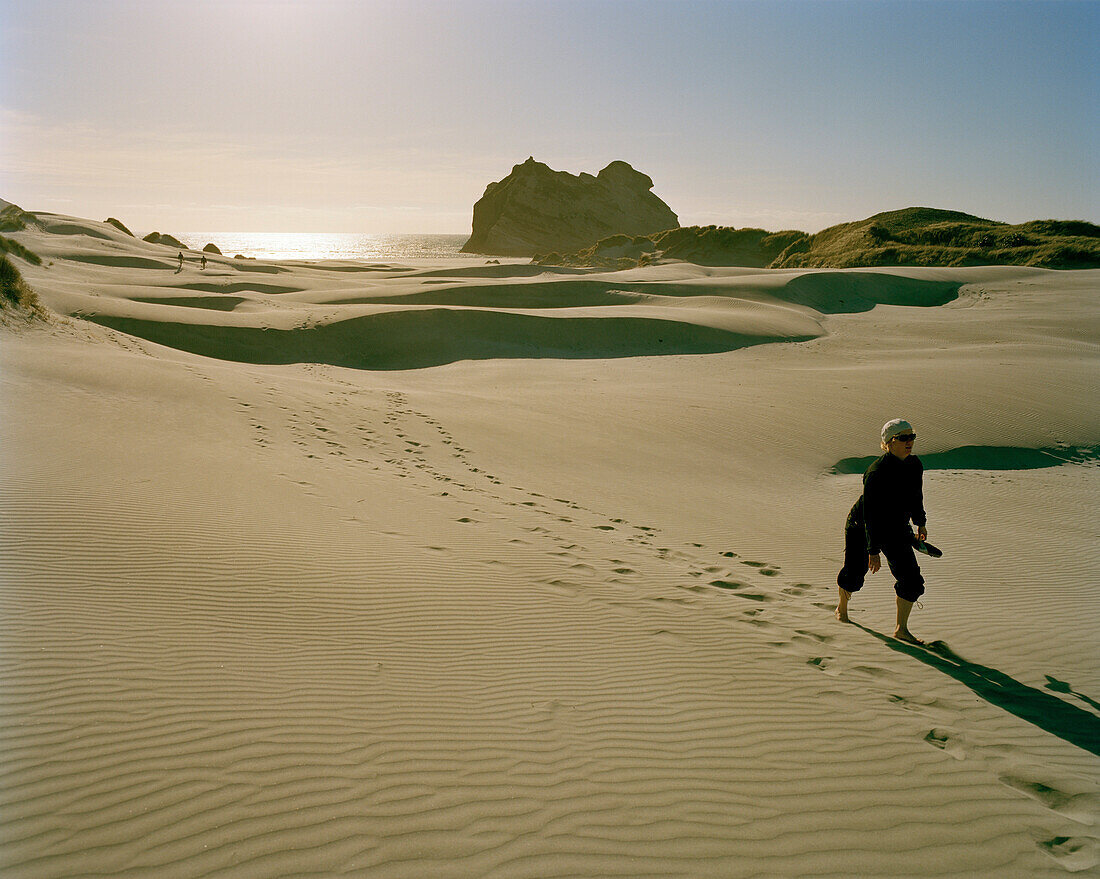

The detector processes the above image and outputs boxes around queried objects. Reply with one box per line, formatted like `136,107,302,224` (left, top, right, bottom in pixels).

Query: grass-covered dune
535,207,1100,270
536,226,806,270
0,200,37,233
0,254,45,319
0,234,42,266
776,208,1100,270
0,203,45,319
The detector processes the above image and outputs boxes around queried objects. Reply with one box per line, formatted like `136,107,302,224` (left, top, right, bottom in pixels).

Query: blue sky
1,0,1096,234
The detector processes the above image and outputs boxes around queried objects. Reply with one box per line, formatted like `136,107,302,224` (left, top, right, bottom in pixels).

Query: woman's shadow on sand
853,623,1100,756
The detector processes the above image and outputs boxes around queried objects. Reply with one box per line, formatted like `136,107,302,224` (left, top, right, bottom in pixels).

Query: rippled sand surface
2,212,1098,877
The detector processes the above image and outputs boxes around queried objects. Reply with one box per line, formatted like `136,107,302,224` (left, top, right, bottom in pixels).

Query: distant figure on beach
200,254,207,270
177,252,184,272
836,419,927,644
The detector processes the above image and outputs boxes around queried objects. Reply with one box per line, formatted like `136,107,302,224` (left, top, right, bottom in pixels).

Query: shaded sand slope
83,308,816,370
1,212,1098,876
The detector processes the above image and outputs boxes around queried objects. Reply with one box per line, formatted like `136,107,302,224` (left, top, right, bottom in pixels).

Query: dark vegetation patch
537,208,1100,271
780,209,1100,270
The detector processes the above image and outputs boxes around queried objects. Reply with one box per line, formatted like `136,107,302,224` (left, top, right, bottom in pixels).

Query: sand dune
1,210,1098,876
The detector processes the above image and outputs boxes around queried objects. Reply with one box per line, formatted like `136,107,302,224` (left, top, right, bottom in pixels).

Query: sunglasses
892,434,917,443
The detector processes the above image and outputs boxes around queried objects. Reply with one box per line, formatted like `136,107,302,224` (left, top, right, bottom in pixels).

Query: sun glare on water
178,232,474,262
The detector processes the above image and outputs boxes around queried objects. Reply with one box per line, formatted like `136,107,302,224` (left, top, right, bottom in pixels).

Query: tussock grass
0,255,46,317
0,235,42,265
0,203,34,233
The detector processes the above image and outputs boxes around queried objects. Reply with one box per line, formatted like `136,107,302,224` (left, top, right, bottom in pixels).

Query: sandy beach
2,212,1098,877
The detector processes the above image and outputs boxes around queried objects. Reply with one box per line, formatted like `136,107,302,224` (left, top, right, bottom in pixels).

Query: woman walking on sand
836,419,927,645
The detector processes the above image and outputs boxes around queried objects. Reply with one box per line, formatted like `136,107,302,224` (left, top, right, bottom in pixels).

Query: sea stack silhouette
461,158,679,257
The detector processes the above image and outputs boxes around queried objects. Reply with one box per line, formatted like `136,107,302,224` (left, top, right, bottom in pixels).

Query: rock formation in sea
105,217,134,236
142,231,185,249
461,158,679,256
203,243,223,255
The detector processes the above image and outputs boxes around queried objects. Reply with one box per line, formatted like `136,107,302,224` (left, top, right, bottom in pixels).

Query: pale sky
1,0,1096,235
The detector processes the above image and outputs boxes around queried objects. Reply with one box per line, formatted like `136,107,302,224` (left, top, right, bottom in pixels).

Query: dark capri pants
837,519,925,603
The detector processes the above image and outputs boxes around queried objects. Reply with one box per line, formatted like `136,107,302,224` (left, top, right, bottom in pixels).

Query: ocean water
177,232,479,262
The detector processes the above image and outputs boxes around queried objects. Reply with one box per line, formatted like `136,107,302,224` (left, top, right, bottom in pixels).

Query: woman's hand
868,553,881,574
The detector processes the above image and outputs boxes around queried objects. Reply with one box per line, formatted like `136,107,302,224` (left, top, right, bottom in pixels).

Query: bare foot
836,588,851,623
894,628,925,645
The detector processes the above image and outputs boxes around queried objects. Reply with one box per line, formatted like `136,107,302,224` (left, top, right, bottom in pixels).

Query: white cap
882,418,914,443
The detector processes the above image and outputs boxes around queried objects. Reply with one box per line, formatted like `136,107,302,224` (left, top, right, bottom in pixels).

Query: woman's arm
911,457,927,534
863,467,885,556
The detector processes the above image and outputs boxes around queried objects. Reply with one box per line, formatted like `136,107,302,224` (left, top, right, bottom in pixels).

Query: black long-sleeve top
849,453,927,554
